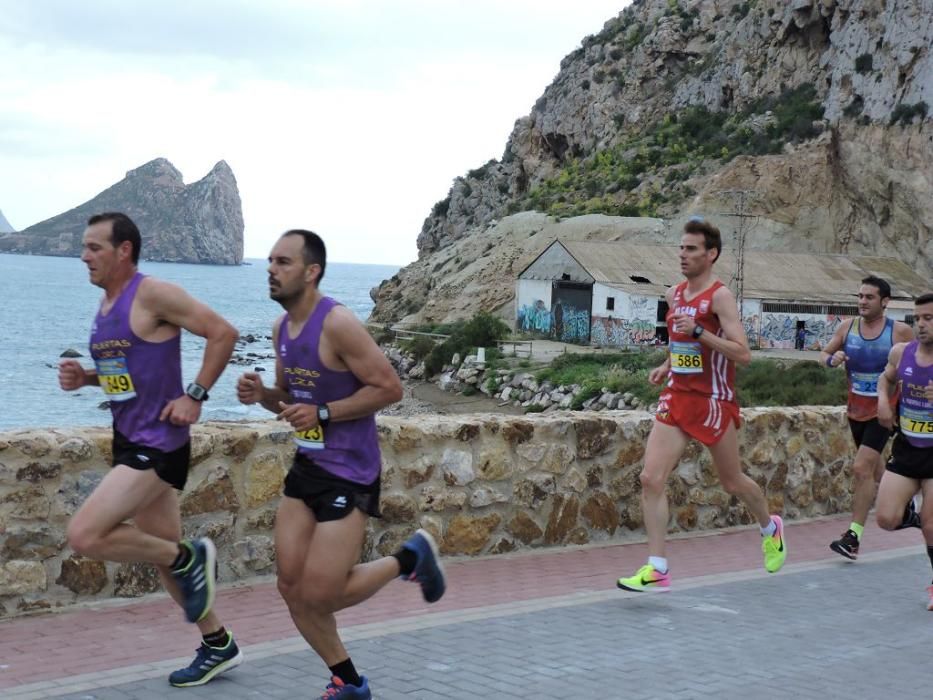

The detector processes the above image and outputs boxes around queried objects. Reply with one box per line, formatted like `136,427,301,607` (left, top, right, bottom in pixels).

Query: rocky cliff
0,209,13,234
372,0,932,324
0,159,244,265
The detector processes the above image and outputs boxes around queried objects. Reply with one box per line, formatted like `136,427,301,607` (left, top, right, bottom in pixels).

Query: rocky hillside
0,159,244,264
372,0,932,324
0,209,13,234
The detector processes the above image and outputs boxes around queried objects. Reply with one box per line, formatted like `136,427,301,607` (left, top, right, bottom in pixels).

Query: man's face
679,232,716,278
80,221,126,288
915,302,933,345
857,284,886,320
267,234,318,305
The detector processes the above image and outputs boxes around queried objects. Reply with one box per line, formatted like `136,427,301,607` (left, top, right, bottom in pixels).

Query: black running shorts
112,430,191,491
283,453,381,522
885,434,933,481
848,417,891,453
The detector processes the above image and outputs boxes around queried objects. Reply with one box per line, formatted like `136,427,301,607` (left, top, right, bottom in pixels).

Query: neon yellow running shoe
617,563,671,592
762,515,787,573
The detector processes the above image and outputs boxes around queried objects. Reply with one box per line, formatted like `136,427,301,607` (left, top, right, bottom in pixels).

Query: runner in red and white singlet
656,278,738,445
616,217,786,595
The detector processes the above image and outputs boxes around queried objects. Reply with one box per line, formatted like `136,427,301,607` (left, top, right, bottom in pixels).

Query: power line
713,189,760,314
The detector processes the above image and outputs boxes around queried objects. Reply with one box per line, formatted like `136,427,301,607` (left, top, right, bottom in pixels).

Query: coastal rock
0,159,244,265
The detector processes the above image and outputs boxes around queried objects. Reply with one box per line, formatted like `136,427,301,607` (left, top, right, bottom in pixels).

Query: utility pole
714,189,759,315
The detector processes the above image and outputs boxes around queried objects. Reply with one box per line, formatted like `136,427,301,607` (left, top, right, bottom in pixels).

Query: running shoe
171,538,217,623
616,563,671,592
320,675,372,699
830,529,860,560
927,585,933,612
169,632,243,687
895,496,922,530
400,529,446,603
762,515,787,573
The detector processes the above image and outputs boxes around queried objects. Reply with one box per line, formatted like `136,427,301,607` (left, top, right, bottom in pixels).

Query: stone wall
0,408,855,618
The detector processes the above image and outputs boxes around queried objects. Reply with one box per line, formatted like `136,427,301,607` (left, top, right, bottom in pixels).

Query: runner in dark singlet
237,230,446,699
59,212,242,687
821,277,914,559
874,293,933,608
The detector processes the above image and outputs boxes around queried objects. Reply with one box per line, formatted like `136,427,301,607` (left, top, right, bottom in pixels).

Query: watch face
319,406,330,420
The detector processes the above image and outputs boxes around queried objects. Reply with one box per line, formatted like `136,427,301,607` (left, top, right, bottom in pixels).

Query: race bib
294,425,325,450
850,371,880,397
670,341,703,374
900,408,933,440
95,357,137,401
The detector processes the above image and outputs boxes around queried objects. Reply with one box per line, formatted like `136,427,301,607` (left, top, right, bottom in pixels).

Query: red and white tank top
666,280,736,402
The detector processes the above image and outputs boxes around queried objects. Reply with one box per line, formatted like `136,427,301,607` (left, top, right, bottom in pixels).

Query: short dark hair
283,229,326,284
916,292,933,307
683,217,722,262
861,275,891,300
87,212,141,264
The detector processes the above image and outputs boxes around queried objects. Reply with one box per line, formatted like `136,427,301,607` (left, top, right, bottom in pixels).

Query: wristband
825,356,834,368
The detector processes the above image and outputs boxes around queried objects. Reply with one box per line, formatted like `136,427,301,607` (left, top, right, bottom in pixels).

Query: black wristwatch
317,404,331,427
692,325,704,339
186,382,210,402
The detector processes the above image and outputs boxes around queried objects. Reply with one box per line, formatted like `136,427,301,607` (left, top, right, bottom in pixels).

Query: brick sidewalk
1,514,927,698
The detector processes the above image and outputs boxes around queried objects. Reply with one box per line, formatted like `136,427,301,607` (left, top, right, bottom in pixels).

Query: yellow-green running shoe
617,563,671,592
762,515,787,573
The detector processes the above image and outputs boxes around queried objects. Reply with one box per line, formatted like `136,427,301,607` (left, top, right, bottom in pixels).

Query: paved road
3,516,929,699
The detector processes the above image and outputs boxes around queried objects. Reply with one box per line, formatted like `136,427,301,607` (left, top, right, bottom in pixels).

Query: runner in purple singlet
875,293,933,609
58,212,242,686
236,230,446,700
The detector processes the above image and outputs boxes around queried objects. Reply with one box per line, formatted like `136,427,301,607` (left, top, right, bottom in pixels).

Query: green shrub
423,312,511,376
736,360,846,407
854,53,873,74
401,335,437,361
890,101,929,126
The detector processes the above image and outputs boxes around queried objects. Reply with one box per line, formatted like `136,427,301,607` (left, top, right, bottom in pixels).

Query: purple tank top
897,341,933,449
279,296,381,484
89,273,189,451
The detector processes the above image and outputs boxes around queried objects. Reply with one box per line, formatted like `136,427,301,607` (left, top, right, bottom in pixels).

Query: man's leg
133,489,243,686
875,470,919,531
66,465,179,566
67,464,216,624
708,422,786,573
919,480,933,610
275,497,401,694
849,444,884,529
617,421,688,592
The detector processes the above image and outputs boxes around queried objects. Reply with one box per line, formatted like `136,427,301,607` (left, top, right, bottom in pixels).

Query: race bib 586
670,341,703,374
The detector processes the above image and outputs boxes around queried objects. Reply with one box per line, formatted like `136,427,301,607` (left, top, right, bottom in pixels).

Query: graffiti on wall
555,303,590,343
757,313,844,349
742,314,760,346
517,299,551,333
517,298,590,343
591,317,656,346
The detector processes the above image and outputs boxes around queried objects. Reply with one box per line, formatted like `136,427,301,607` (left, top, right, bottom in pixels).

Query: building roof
523,240,927,304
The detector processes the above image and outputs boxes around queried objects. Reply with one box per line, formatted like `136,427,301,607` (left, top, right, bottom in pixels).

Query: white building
516,240,927,349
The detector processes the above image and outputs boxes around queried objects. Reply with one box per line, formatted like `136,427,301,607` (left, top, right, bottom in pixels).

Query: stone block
59,437,93,463
0,560,47,595
113,562,161,597
381,493,417,523
442,513,501,555
582,493,620,534
57,555,108,595
441,448,475,485
544,495,580,544
181,466,240,516
245,451,286,508
507,511,543,544
1,525,64,560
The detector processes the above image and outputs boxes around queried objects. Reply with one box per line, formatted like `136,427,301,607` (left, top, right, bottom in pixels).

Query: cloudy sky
1,0,627,265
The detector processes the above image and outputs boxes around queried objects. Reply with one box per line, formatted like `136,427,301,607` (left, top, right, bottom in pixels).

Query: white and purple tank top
278,296,381,485
89,273,189,452
897,340,932,449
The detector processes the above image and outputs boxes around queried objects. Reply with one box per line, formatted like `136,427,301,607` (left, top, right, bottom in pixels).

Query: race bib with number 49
95,357,137,401
670,341,703,374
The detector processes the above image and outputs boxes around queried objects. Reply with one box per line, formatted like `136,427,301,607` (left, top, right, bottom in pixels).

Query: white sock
648,556,668,574
760,519,776,537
